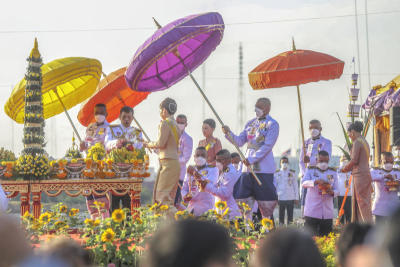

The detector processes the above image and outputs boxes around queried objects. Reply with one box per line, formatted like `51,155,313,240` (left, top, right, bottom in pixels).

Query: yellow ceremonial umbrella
5,55,102,142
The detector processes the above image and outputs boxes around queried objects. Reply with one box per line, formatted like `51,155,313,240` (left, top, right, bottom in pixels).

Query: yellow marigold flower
69,208,79,217
112,209,125,223
261,218,274,230
160,205,169,211
215,200,227,211
101,228,115,243
59,205,68,213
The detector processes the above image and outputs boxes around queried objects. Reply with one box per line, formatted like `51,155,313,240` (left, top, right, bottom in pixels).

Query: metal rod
296,85,306,152
185,68,262,186
53,89,82,143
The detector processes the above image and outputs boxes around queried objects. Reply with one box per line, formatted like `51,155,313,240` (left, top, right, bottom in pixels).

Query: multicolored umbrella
77,67,150,139
5,57,102,142
125,13,261,185
248,39,344,149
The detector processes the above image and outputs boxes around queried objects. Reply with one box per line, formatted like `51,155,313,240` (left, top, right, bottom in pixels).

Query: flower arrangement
315,233,338,267
86,143,106,161
0,147,16,162
15,154,50,179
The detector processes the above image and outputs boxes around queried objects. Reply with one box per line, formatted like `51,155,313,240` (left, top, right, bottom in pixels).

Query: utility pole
202,63,206,120
237,42,246,131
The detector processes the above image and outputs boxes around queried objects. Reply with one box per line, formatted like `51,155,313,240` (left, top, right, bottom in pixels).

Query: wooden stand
1,178,144,218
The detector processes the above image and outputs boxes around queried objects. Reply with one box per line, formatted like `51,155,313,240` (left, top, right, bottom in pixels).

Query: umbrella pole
132,115,151,142
185,69,262,186
53,90,83,143
296,85,306,152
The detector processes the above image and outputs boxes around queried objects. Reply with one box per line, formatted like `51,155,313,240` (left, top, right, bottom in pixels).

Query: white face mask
310,128,320,138
317,162,329,171
233,163,239,170
255,107,264,118
216,162,224,172
383,163,393,171
281,163,288,170
95,114,106,123
177,123,186,132
194,156,206,167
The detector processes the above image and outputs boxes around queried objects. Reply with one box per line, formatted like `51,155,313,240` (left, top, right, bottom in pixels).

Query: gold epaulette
290,169,296,173
328,167,337,171
308,166,317,170
372,167,382,170
275,169,280,173
393,168,400,172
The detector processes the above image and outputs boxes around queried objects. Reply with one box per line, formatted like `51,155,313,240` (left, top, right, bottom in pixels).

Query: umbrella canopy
248,40,344,149
249,48,344,89
125,12,224,92
5,57,102,124
78,67,150,127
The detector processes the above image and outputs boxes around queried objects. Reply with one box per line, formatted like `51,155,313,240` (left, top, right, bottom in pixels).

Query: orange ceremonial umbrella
248,39,344,149
77,67,150,140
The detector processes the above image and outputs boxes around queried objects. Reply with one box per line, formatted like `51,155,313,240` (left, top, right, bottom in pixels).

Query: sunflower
69,208,79,217
215,200,227,211
135,217,143,224
112,209,125,223
93,201,105,208
239,202,251,212
101,228,115,243
261,218,274,230
59,205,68,213
149,203,159,211
93,219,101,227
174,210,185,220
23,211,34,221
84,218,93,226
248,220,255,231
39,212,51,224
160,205,169,211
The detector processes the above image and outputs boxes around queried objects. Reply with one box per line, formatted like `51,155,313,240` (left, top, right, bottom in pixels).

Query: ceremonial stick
335,174,353,226
296,85,306,153
53,89,83,143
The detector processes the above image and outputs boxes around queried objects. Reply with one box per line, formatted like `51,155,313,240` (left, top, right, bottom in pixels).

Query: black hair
381,151,394,158
160,97,177,115
95,103,106,109
318,150,329,157
347,121,363,133
231,152,240,159
196,146,207,152
280,156,289,162
255,228,325,267
203,118,216,129
309,119,321,125
144,220,234,267
337,223,373,267
382,207,400,266
176,114,187,121
120,106,133,115
216,149,230,158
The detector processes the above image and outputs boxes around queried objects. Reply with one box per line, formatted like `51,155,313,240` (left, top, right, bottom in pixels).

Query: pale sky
0,0,399,168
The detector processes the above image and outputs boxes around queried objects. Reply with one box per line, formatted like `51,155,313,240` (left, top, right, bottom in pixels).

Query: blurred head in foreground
251,228,325,267
142,219,235,267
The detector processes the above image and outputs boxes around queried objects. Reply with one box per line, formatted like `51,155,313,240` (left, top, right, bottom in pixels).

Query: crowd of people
1,209,400,267
0,95,400,266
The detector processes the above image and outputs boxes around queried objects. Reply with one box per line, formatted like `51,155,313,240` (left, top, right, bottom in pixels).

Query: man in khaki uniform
145,98,181,211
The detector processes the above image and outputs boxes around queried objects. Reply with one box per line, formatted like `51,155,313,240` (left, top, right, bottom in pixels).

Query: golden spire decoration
292,37,296,52
152,17,162,30
29,38,41,59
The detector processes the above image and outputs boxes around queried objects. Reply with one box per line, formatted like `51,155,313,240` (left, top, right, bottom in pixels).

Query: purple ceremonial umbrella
125,12,224,92
125,12,262,185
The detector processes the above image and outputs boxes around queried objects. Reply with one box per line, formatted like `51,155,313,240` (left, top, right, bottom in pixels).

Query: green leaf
336,146,351,161
336,113,352,151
